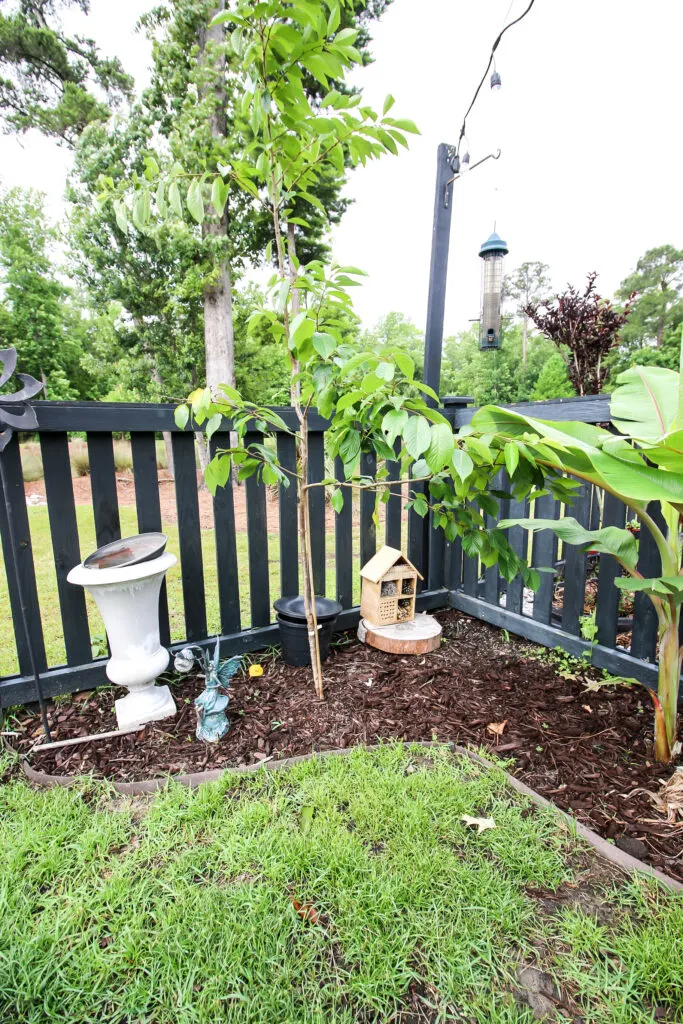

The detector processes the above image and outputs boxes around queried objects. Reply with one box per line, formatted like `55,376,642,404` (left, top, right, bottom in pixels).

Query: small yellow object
249,664,264,678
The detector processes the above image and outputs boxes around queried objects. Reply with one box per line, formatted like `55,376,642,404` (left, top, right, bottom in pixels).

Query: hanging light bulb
490,70,502,91
461,151,470,171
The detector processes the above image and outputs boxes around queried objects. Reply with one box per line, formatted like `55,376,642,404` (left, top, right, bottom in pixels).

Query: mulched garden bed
10,609,683,882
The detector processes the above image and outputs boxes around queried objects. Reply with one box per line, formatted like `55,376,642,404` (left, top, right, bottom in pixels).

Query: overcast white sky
1,0,682,336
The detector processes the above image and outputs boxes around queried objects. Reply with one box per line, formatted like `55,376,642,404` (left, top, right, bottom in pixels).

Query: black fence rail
0,400,453,707
0,392,671,707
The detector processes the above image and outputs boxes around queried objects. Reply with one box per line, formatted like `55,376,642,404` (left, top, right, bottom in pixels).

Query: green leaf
168,180,183,218
312,332,336,359
403,415,431,459
394,351,414,379
381,408,407,445
504,443,519,478
361,372,384,394
497,517,639,572
211,177,229,216
132,190,150,232
206,413,222,440
113,199,128,234
452,448,474,482
611,365,678,442
383,93,395,115
386,118,420,134
330,488,344,513
464,435,495,465
274,280,290,315
336,390,363,412
174,404,189,430
186,179,204,223
425,423,454,473
411,493,429,518
613,576,683,603
339,428,361,466
375,361,394,382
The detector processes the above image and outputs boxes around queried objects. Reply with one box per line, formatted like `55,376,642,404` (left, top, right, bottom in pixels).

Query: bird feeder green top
478,232,509,259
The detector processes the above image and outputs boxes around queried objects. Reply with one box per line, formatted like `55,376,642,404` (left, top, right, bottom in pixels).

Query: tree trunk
298,422,324,699
522,315,528,370
198,5,234,484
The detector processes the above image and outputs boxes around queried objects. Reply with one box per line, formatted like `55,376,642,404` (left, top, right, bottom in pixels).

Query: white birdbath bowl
68,551,177,731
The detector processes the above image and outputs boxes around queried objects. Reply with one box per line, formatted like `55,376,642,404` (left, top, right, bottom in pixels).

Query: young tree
107,0,549,699
524,272,633,395
503,261,550,370
0,0,132,144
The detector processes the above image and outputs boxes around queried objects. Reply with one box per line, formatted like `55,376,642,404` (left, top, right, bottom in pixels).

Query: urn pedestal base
115,682,176,731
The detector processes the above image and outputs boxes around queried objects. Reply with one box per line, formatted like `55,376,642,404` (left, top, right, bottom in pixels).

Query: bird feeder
360,546,422,626
478,231,509,350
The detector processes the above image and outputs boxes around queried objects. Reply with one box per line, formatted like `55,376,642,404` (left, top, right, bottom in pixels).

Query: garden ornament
174,639,242,742
0,348,52,740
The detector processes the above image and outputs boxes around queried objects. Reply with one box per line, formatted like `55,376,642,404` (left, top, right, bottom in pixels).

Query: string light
456,0,536,155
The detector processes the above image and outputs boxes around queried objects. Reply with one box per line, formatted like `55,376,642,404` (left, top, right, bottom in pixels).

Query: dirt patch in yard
13,610,683,882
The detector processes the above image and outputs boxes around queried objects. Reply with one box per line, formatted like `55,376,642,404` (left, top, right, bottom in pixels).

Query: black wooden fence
0,393,668,708
0,400,453,707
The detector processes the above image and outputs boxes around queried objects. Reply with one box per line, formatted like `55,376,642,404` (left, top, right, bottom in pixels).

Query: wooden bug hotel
360,546,421,626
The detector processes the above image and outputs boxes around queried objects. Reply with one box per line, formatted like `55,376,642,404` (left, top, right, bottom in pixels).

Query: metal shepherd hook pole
0,348,51,741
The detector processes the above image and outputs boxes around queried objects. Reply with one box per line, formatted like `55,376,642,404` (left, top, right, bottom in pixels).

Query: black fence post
423,143,456,397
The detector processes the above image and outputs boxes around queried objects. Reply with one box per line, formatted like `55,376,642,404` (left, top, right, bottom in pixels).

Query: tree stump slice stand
357,613,442,655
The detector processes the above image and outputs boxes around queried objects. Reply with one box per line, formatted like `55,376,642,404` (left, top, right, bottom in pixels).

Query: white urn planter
68,551,178,731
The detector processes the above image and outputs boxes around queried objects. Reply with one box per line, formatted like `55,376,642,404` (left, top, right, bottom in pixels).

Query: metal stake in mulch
0,348,51,741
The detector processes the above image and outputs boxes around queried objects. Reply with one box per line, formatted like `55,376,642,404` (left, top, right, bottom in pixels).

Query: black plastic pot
273,596,342,667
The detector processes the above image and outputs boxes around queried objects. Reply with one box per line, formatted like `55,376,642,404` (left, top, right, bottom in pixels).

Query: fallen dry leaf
486,720,507,738
290,898,320,924
461,814,496,834
648,770,683,824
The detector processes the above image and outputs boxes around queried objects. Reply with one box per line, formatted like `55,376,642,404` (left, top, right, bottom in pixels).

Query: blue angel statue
174,638,242,743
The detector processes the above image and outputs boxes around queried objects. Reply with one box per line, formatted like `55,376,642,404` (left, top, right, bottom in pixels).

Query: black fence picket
40,432,92,665
334,455,353,609
244,430,271,628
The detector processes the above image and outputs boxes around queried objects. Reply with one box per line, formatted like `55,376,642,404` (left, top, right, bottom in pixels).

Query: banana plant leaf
613,576,683,604
470,405,683,507
610,365,678,442
497,517,639,572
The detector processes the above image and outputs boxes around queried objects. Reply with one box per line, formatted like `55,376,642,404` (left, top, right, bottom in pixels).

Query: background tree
503,261,550,370
360,312,423,377
524,272,633,395
440,323,563,404
617,245,683,348
530,352,575,401
0,0,133,144
0,185,96,398
137,0,393,419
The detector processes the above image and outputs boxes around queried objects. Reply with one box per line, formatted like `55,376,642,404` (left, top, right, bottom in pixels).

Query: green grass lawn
0,506,364,676
1,745,681,1024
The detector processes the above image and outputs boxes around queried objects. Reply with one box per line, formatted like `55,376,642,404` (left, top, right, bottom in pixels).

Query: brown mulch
12,610,683,882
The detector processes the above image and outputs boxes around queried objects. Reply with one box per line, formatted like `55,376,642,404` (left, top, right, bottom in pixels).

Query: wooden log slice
357,613,442,655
